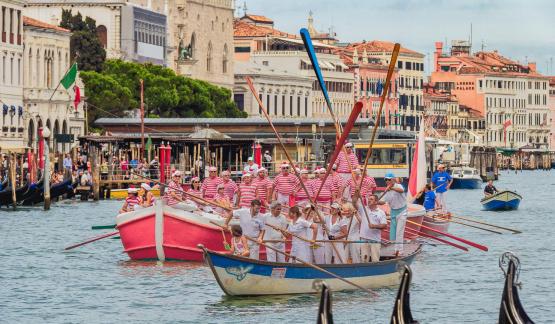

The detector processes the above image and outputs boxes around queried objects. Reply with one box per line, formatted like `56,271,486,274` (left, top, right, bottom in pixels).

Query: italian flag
60,63,81,110
407,120,427,203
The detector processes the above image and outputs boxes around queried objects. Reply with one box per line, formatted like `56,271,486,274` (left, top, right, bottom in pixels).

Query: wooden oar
64,231,119,250
451,214,522,234
214,222,378,296
264,222,321,247
405,219,488,252
91,224,116,230
385,219,469,252
430,214,503,235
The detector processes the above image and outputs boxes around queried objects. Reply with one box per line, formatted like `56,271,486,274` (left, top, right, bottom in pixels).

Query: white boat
450,166,482,189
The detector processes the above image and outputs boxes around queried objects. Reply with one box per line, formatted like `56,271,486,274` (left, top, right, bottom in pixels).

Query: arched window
53,120,60,153
62,120,68,152
27,47,32,87
222,44,228,73
97,25,108,49
206,41,212,72
28,118,35,148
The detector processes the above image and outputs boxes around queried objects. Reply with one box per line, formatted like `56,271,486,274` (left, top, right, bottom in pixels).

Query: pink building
549,77,555,150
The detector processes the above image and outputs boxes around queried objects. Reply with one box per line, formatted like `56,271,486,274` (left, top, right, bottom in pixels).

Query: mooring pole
43,127,51,210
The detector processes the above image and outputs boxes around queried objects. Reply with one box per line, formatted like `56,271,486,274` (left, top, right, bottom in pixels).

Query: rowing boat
201,243,422,296
381,204,426,241
420,212,451,237
109,188,161,200
481,190,522,211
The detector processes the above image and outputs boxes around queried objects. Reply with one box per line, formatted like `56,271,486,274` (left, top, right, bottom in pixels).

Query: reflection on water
1,172,554,323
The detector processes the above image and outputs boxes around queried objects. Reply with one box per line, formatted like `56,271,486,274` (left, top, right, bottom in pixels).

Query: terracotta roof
345,41,422,56
549,76,555,86
441,51,546,78
234,20,295,38
242,14,274,24
23,16,70,33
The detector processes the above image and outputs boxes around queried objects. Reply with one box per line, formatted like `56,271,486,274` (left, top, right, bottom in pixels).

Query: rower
236,173,256,209
379,173,407,256
341,202,361,263
303,204,326,264
163,170,183,206
243,157,259,174
484,179,498,197
201,166,222,200
119,187,139,213
253,167,272,212
415,184,439,214
431,164,453,213
213,184,231,214
270,163,296,206
286,205,318,263
292,168,312,207
137,183,155,208
324,203,348,264
225,199,265,260
336,142,360,182
263,201,288,262
358,194,387,262
310,168,336,206
221,170,238,204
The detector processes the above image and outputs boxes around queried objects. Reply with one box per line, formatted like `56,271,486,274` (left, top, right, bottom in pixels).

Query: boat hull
451,178,482,189
421,213,450,237
481,191,522,211
117,202,231,261
202,244,421,296
110,188,161,200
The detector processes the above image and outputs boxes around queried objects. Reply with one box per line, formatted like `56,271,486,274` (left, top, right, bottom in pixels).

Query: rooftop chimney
434,42,443,72
528,62,536,72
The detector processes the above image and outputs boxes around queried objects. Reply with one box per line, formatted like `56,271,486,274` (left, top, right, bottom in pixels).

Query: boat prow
481,190,522,211
201,244,422,296
498,252,534,324
317,282,333,324
390,265,418,324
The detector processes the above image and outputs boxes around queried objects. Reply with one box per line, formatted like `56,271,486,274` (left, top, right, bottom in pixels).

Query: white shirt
263,213,288,240
358,205,387,241
243,162,259,174
382,183,407,210
345,216,360,240
232,208,265,238
288,218,312,243
326,215,348,237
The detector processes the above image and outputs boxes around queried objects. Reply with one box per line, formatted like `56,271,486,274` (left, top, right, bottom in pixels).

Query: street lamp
42,126,51,210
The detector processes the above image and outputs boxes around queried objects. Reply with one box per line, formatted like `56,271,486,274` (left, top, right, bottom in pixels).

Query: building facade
0,0,24,150
23,16,86,152
432,41,550,149
233,61,312,117
343,41,425,131
549,77,555,150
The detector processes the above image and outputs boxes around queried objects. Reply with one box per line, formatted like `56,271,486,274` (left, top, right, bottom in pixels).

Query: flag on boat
407,120,427,203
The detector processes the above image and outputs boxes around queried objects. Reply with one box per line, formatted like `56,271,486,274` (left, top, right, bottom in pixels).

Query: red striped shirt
310,177,336,201
201,176,223,198
222,179,238,200
345,176,377,197
330,173,344,195
239,183,257,208
294,178,313,200
163,181,181,206
253,176,272,202
272,173,297,195
125,196,140,210
336,151,360,173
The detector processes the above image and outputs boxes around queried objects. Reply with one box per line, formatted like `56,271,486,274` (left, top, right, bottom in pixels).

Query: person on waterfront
263,202,288,262
149,156,159,179
292,169,312,207
236,173,257,208
63,154,72,172
137,183,156,208
431,164,452,212
336,142,360,182
358,194,387,262
194,156,203,177
263,150,272,169
120,158,129,179
201,166,223,200
119,187,140,213
324,202,348,264
221,170,238,203
253,167,272,212
226,199,265,260
303,204,326,264
271,163,297,205
342,168,376,204
229,225,250,257
415,184,438,213
213,184,231,214
310,168,336,206
163,171,183,206
243,157,259,174
484,179,498,197
286,205,318,263
379,173,407,255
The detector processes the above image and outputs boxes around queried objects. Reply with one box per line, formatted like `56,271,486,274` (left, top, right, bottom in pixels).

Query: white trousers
276,192,289,205
436,192,448,212
324,241,347,264
361,242,381,262
346,242,361,263
247,241,260,260
311,244,326,264
395,212,407,254
265,242,285,262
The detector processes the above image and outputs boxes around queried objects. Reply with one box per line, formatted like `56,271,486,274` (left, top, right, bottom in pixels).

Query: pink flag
407,120,427,202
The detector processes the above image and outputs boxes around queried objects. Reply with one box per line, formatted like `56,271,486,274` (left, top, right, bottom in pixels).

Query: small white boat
450,166,482,189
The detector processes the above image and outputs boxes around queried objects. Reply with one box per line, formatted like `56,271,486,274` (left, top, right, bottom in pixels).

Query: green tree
59,9,106,72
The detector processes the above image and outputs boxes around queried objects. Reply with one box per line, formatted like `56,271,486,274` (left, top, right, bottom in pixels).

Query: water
1,171,553,323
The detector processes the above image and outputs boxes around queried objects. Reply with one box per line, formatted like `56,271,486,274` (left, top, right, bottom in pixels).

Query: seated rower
484,179,498,197
119,187,140,213
213,184,231,214
136,183,155,209
415,184,439,214
229,225,250,257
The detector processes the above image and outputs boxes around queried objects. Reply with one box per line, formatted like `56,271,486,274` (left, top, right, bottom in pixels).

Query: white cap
300,169,309,174
257,167,266,173
331,202,341,209
248,157,254,161
191,176,200,182
280,163,290,169
345,142,353,148
141,183,151,191
242,173,252,178
172,170,183,177
128,187,138,193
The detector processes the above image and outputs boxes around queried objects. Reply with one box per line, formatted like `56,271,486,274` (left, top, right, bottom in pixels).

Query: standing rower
201,166,223,200
286,206,318,263
431,164,452,212
236,173,257,208
310,168,337,206
336,142,360,182
263,202,288,262
226,199,265,260
271,163,296,205
379,173,407,255
342,168,376,203
163,171,183,206
292,169,312,207
221,170,238,204
253,168,272,212
324,203,348,264
358,194,387,262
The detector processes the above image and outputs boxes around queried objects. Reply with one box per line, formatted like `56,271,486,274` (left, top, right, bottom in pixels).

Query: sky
241,0,555,76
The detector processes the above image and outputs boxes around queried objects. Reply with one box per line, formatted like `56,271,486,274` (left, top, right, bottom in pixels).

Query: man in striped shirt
336,142,360,182
237,173,257,208
163,171,183,206
293,169,313,207
342,168,377,203
221,170,238,203
253,168,272,211
310,168,337,204
329,163,345,201
201,166,223,199
119,187,140,213
270,163,297,205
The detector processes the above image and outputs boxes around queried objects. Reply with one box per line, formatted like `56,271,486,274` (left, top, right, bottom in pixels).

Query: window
282,95,285,115
190,33,196,59
97,25,107,48
290,96,293,115
305,97,308,116
1,55,4,83
267,94,271,114
10,57,13,84
297,97,300,116
258,94,262,114
222,44,228,73
274,95,278,115
17,58,20,85
397,61,403,68
233,94,244,110
234,46,250,53
206,41,212,72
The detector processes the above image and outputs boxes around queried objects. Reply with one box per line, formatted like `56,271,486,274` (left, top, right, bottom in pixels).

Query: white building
23,16,86,152
0,0,24,151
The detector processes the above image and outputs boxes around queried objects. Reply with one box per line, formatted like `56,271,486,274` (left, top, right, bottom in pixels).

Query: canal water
1,171,553,323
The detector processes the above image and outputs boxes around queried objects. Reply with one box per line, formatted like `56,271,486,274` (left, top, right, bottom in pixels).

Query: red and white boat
420,212,451,237
380,203,426,241
116,202,232,262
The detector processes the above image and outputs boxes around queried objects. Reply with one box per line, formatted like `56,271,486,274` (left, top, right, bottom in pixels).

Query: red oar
386,220,469,252
406,219,488,252
64,231,119,251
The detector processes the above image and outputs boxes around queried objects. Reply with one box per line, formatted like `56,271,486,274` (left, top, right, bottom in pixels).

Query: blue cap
385,172,395,179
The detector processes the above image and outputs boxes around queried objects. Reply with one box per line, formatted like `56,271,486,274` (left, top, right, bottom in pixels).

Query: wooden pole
44,134,51,210
10,153,17,210
140,79,145,160
219,146,223,174
92,146,100,201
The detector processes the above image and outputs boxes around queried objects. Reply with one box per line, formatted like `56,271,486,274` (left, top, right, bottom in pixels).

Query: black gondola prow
390,265,418,324
315,281,333,324
498,252,535,324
